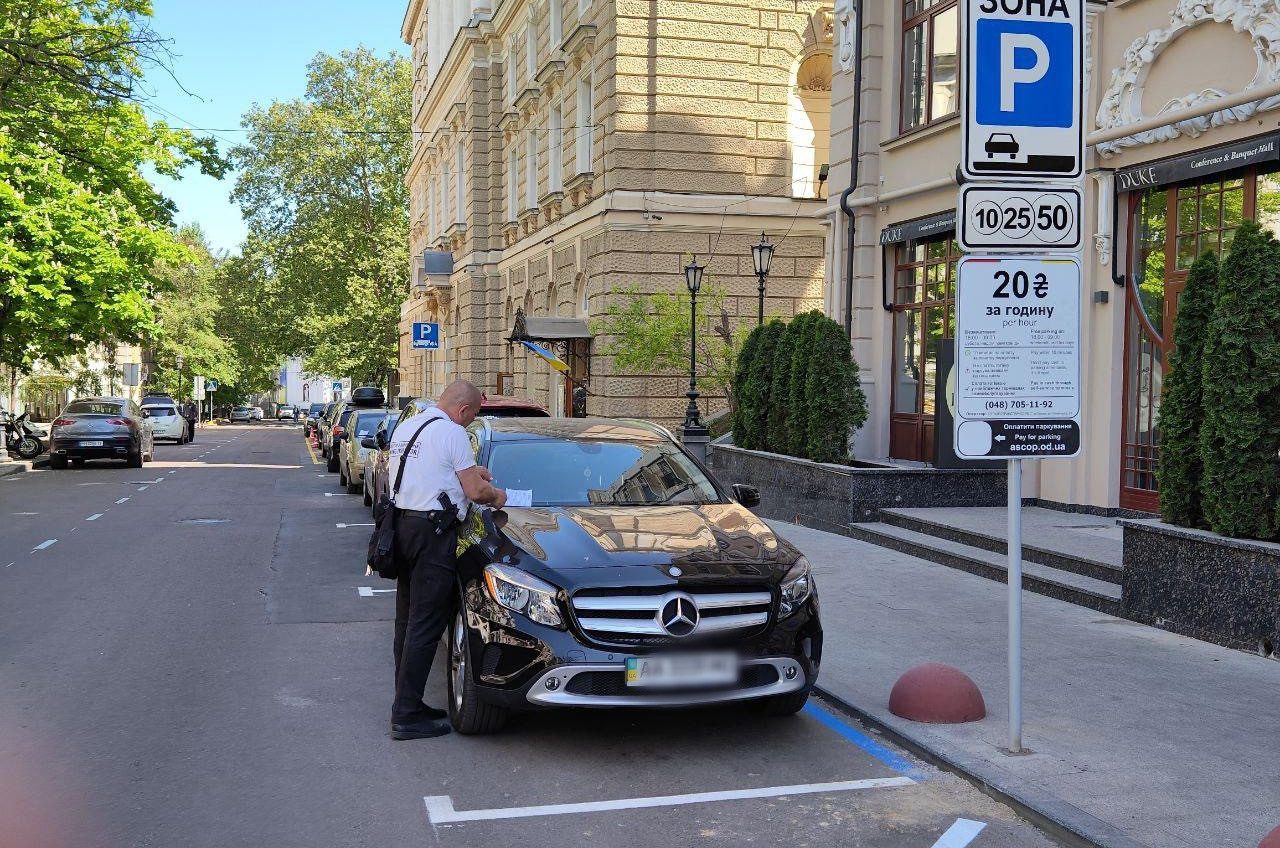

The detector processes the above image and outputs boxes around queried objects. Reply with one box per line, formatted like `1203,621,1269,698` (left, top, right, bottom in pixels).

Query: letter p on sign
1000,33,1049,112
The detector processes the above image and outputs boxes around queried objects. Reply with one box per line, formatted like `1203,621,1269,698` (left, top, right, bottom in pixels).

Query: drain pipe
840,0,865,339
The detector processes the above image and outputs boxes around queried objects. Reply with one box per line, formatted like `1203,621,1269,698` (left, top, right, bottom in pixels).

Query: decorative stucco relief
834,0,856,74
1095,0,1280,157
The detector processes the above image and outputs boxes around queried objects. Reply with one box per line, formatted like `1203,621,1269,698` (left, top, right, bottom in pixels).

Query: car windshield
145,407,177,417
64,401,124,416
486,439,721,507
234,407,250,413
309,404,325,414
353,411,391,436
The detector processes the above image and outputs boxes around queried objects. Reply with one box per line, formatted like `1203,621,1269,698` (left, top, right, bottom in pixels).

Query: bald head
437,380,484,426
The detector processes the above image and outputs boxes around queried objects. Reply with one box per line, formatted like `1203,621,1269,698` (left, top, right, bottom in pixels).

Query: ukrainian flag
520,340,570,372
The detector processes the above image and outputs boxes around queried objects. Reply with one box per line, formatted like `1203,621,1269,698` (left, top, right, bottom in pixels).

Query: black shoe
390,718,451,740
420,705,447,720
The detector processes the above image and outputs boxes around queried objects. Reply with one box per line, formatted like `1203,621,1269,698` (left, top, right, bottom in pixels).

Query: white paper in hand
504,489,533,508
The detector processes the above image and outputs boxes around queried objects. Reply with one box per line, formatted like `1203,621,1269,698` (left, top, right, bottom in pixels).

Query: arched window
789,51,832,198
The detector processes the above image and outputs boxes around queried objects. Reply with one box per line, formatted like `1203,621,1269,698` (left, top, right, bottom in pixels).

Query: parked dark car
441,417,820,734
304,403,327,436
322,402,357,472
365,395,550,513
49,397,156,469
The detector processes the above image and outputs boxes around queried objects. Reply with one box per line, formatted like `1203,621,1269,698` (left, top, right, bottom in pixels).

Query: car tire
363,485,373,507
50,455,68,469
327,451,339,473
447,609,508,735
338,466,347,487
346,474,361,495
756,687,811,717
127,450,143,469
71,457,85,468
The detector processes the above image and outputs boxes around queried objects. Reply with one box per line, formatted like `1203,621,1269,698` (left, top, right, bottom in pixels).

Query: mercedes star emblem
659,593,699,637
669,566,683,577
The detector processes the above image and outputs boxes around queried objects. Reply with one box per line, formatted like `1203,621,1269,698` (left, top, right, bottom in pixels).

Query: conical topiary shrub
730,323,762,447
784,311,823,456
1199,220,1280,538
802,313,868,463
734,319,784,450
1156,250,1218,527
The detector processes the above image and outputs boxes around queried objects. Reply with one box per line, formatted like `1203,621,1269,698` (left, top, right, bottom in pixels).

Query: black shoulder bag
367,416,438,579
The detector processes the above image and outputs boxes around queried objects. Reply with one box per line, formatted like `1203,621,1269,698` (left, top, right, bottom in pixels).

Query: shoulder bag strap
390,416,439,501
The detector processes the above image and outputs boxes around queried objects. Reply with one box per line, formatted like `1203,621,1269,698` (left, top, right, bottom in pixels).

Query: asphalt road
0,423,1067,848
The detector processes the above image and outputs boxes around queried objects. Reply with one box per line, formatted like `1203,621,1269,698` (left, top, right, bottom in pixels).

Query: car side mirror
140,410,150,418
360,436,377,449
732,484,761,508
375,430,390,450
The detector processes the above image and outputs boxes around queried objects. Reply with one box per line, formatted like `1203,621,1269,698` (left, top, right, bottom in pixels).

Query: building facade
400,0,835,422
827,0,1280,513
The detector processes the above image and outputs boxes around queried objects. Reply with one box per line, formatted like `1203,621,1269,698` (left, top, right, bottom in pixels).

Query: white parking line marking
86,514,103,521
323,492,343,497
336,523,374,528
115,497,129,504
423,776,916,825
357,586,396,597
31,539,57,552
12,512,38,515
137,486,148,491
5,562,14,568
931,819,987,848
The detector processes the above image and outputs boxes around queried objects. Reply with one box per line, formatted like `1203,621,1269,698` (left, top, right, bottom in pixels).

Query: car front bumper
460,582,822,711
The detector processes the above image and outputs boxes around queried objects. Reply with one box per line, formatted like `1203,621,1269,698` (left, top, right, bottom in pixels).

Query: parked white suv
142,403,188,444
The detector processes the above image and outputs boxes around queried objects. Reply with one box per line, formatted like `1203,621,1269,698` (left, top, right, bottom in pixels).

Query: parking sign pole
1007,458,1023,753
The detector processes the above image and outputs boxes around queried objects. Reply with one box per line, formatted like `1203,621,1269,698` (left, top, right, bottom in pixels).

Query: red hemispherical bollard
889,663,986,723
1258,825,1280,848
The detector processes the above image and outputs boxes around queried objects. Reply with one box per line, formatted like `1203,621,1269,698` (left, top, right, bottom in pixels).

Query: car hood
480,503,800,576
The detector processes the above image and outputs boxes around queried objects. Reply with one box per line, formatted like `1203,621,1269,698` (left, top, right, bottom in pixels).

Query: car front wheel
447,609,508,735
756,687,811,717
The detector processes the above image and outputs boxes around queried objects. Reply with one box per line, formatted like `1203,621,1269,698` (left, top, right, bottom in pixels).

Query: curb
812,686,1154,848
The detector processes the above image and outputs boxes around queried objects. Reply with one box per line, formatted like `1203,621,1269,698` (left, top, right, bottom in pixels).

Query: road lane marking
305,439,321,466
12,512,38,515
423,776,916,825
137,486,148,491
323,492,343,497
803,703,926,778
357,586,396,597
931,819,987,848
115,497,129,504
86,514,103,521
31,539,57,552
336,523,374,528
4,562,13,568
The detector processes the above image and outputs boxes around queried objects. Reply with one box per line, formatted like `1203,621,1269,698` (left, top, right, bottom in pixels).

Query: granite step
878,508,1124,586
844,522,1122,615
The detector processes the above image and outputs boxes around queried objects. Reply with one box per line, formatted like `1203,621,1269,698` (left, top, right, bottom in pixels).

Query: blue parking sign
412,322,440,350
975,19,1073,128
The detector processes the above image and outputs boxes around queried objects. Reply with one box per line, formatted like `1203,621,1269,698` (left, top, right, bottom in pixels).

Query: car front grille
564,663,780,697
570,587,772,645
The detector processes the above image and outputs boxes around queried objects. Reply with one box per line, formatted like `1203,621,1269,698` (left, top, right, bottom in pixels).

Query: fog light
784,665,798,680
545,677,560,691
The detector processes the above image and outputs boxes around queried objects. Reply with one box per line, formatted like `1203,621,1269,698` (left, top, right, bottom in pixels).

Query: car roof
479,417,670,442
70,396,130,404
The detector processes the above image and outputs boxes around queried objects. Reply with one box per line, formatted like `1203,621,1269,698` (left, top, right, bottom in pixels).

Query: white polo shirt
387,407,476,513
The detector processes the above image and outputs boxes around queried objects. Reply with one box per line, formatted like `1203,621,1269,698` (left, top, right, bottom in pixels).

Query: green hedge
1198,220,1280,538
734,311,866,462
1156,251,1217,527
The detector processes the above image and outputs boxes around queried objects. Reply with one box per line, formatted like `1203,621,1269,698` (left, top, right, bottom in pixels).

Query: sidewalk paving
773,519,1280,848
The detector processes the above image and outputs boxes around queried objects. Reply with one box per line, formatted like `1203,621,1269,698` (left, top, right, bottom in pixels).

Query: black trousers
392,513,459,723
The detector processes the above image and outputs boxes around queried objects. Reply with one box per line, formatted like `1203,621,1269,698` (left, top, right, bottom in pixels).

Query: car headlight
779,557,813,618
483,564,564,628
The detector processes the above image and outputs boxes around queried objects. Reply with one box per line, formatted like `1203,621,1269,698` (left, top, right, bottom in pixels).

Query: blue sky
144,0,408,255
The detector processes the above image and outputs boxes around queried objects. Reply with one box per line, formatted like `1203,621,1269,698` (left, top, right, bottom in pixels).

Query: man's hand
458,465,505,507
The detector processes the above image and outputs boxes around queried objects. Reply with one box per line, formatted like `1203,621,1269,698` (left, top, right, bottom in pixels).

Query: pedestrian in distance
182,399,198,443
387,380,507,740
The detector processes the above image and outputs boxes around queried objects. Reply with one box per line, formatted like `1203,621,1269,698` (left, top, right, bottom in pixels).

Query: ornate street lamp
682,255,708,459
751,232,774,325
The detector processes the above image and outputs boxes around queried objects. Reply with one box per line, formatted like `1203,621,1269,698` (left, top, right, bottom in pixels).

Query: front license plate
624,653,737,688
80,440,104,447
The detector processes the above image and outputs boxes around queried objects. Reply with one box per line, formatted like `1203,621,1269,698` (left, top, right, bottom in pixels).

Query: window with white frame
526,24,536,80
507,149,518,221
454,141,465,224
900,0,959,132
550,0,562,49
575,73,593,173
525,129,538,209
549,103,563,192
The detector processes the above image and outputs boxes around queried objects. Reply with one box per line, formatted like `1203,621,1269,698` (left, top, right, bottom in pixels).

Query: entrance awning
507,307,592,342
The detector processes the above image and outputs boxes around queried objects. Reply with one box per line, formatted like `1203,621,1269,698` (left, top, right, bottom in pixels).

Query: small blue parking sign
975,20,1073,128
412,322,440,350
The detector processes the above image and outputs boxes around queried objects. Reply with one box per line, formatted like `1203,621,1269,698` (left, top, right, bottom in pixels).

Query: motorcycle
3,411,46,460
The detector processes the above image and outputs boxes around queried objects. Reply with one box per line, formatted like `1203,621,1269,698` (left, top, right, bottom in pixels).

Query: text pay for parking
958,184,1080,252
953,256,1081,459
961,0,1083,181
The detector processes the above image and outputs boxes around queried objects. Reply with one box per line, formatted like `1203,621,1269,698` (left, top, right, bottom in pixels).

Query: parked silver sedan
49,397,155,469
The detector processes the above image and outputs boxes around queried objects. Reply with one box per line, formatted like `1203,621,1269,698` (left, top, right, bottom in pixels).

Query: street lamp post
751,232,774,325
175,355,184,403
681,256,709,462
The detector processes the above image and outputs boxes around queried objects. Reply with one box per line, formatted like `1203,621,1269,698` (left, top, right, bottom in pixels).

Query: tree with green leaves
1199,220,1280,538
594,283,750,416
803,313,867,463
731,319,785,450
1155,251,1218,527
229,48,410,387
0,0,226,376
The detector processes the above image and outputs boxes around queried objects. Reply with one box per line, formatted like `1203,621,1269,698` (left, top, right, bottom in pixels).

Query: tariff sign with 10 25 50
957,184,1081,252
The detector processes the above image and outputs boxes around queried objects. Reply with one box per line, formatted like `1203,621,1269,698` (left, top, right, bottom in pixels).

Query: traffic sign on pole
412,322,441,350
958,184,1081,251
953,255,1081,459
961,0,1084,181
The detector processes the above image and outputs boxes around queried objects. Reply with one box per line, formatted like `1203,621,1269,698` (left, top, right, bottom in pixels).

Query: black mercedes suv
447,417,822,734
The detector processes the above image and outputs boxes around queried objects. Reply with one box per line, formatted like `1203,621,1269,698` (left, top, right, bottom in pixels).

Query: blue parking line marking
803,703,926,779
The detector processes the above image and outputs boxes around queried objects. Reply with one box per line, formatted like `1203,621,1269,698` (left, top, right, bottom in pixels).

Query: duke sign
962,0,1084,181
